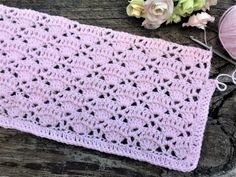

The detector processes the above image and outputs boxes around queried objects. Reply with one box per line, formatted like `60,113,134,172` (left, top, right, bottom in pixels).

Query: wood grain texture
0,0,235,176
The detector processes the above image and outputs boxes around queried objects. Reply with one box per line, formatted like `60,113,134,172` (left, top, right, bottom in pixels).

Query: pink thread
219,5,236,60
0,4,216,172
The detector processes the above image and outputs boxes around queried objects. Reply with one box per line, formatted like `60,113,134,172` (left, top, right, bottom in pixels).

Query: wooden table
0,0,235,176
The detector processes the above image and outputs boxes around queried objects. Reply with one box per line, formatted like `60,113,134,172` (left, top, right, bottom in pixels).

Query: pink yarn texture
0,4,216,172
219,5,236,60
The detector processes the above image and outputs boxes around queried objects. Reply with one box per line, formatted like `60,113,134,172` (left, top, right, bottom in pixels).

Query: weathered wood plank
0,0,235,176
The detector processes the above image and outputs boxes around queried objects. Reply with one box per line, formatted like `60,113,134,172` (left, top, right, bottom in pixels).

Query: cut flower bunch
126,0,217,29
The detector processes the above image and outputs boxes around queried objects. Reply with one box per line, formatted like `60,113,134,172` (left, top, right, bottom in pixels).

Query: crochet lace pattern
0,4,216,172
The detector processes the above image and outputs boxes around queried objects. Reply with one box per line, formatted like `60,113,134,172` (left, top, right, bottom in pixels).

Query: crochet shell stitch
0,4,216,172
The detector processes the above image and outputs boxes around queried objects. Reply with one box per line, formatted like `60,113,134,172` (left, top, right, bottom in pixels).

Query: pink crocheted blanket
0,4,216,172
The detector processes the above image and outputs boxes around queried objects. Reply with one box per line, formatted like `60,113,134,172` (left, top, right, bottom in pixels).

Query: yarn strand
216,69,236,91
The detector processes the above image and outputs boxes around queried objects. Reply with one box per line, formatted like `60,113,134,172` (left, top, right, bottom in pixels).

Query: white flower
142,0,174,29
202,0,217,11
182,12,215,29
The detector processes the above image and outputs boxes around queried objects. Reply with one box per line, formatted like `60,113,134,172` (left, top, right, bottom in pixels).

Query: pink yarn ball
219,5,236,60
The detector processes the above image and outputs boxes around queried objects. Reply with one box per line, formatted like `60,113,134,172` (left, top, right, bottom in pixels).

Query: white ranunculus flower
142,0,174,29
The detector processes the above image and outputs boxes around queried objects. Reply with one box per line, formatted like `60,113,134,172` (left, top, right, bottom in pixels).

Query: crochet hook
189,36,236,66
